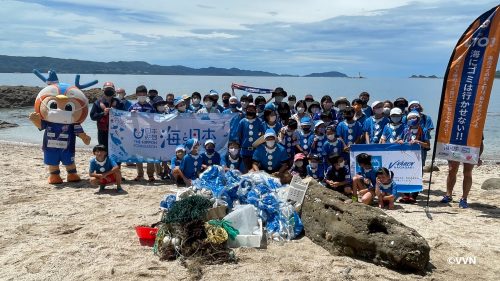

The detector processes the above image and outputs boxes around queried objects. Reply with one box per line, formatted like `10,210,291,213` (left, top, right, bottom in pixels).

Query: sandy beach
0,141,498,281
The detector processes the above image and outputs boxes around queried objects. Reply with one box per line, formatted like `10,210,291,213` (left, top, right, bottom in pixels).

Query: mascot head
33,69,98,124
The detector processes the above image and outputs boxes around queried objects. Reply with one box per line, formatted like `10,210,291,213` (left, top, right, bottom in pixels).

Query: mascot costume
29,69,97,184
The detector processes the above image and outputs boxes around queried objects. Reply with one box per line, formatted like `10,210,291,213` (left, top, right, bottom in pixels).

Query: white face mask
229,148,239,156
275,96,284,103
269,116,277,122
338,161,345,167
383,107,391,115
380,181,392,188
288,101,296,108
374,107,384,115
205,101,213,108
391,116,402,124
240,101,248,109
178,105,186,112
266,140,275,147
47,109,73,124
137,96,147,103
286,130,294,136
297,107,305,114
295,161,303,167
327,134,336,141
338,104,347,111
310,162,318,169
192,98,200,105
156,105,165,112
311,107,320,114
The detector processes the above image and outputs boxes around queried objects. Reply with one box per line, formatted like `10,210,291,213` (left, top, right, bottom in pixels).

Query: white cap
371,100,383,109
205,139,215,146
390,108,402,115
408,100,420,108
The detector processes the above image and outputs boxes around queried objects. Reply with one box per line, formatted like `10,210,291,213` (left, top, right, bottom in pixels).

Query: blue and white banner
108,109,234,163
350,143,423,193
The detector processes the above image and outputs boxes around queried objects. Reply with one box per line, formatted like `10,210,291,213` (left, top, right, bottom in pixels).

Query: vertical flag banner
436,5,500,164
108,109,234,163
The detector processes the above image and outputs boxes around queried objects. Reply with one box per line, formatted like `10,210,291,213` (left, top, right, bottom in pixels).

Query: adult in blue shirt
116,88,132,112
252,129,289,174
129,85,155,113
363,101,389,144
189,91,203,112
236,103,264,172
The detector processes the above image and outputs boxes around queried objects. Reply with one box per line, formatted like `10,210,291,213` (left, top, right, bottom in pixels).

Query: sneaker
99,185,105,192
116,186,124,193
440,195,452,203
459,198,469,208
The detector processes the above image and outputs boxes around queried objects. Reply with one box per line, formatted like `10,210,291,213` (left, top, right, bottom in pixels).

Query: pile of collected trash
151,166,305,264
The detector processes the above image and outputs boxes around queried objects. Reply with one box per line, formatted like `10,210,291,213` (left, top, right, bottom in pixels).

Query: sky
1,0,499,77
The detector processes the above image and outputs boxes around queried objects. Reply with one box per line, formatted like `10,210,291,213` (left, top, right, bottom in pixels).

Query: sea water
0,73,499,160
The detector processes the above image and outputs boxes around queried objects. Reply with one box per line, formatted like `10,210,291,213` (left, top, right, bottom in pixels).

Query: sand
0,141,499,281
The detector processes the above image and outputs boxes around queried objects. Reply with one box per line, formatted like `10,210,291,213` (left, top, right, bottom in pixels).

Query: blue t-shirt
323,138,345,158
236,118,264,155
180,153,203,180
223,109,244,142
89,156,117,174
201,151,221,166
170,156,183,169
379,180,398,197
381,123,405,143
362,106,372,117
306,163,326,181
357,168,377,188
280,130,299,159
222,153,245,172
355,113,368,125
41,121,83,153
363,116,390,144
252,143,289,172
309,134,328,158
298,132,313,153
129,102,155,113
264,122,282,135
336,120,364,146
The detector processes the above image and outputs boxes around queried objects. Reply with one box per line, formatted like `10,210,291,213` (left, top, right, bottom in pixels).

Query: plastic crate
287,176,309,204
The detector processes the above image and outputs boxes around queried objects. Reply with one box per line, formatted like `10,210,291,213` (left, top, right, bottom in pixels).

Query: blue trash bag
160,194,177,210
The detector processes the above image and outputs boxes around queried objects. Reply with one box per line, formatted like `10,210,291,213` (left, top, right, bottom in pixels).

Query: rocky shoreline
0,86,103,108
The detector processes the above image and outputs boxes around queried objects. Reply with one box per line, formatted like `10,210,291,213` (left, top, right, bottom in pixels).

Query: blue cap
264,103,276,111
184,138,199,153
174,98,185,107
300,116,312,126
264,129,276,139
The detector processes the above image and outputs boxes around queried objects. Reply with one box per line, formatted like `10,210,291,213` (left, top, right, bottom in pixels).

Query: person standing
90,81,119,149
441,138,484,208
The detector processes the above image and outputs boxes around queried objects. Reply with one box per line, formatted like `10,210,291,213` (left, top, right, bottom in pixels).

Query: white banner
108,109,234,163
349,143,423,193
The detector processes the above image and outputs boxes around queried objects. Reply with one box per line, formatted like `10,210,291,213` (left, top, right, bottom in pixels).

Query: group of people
86,82,481,209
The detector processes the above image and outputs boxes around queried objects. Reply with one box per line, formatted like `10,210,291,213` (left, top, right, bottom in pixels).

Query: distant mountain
0,55,346,78
303,71,348,78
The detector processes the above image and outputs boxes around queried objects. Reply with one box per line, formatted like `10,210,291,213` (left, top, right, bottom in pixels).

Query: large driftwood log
301,180,430,272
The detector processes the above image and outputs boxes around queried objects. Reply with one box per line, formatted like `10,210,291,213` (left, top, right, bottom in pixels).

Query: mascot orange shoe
29,69,96,184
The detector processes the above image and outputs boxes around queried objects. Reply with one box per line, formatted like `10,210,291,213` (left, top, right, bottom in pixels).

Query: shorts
99,174,116,185
44,149,75,166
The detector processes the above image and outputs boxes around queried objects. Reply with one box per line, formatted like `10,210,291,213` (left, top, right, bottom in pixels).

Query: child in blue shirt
352,153,377,205
201,139,221,169
236,103,264,173
223,141,245,172
252,129,289,174
168,145,185,182
336,107,364,148
89,145,123,193
297,116,313,156
306,154,325,181
173,139,202,186
380,108,405,144
363,101,389,144
324,155,352,196
323,125,347,161
310,120,328,159
375,167,398,209
278,118,300,163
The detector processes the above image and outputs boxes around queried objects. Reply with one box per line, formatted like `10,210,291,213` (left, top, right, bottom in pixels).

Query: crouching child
352,153,377,204
375,167,398,209
89,145,123,193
